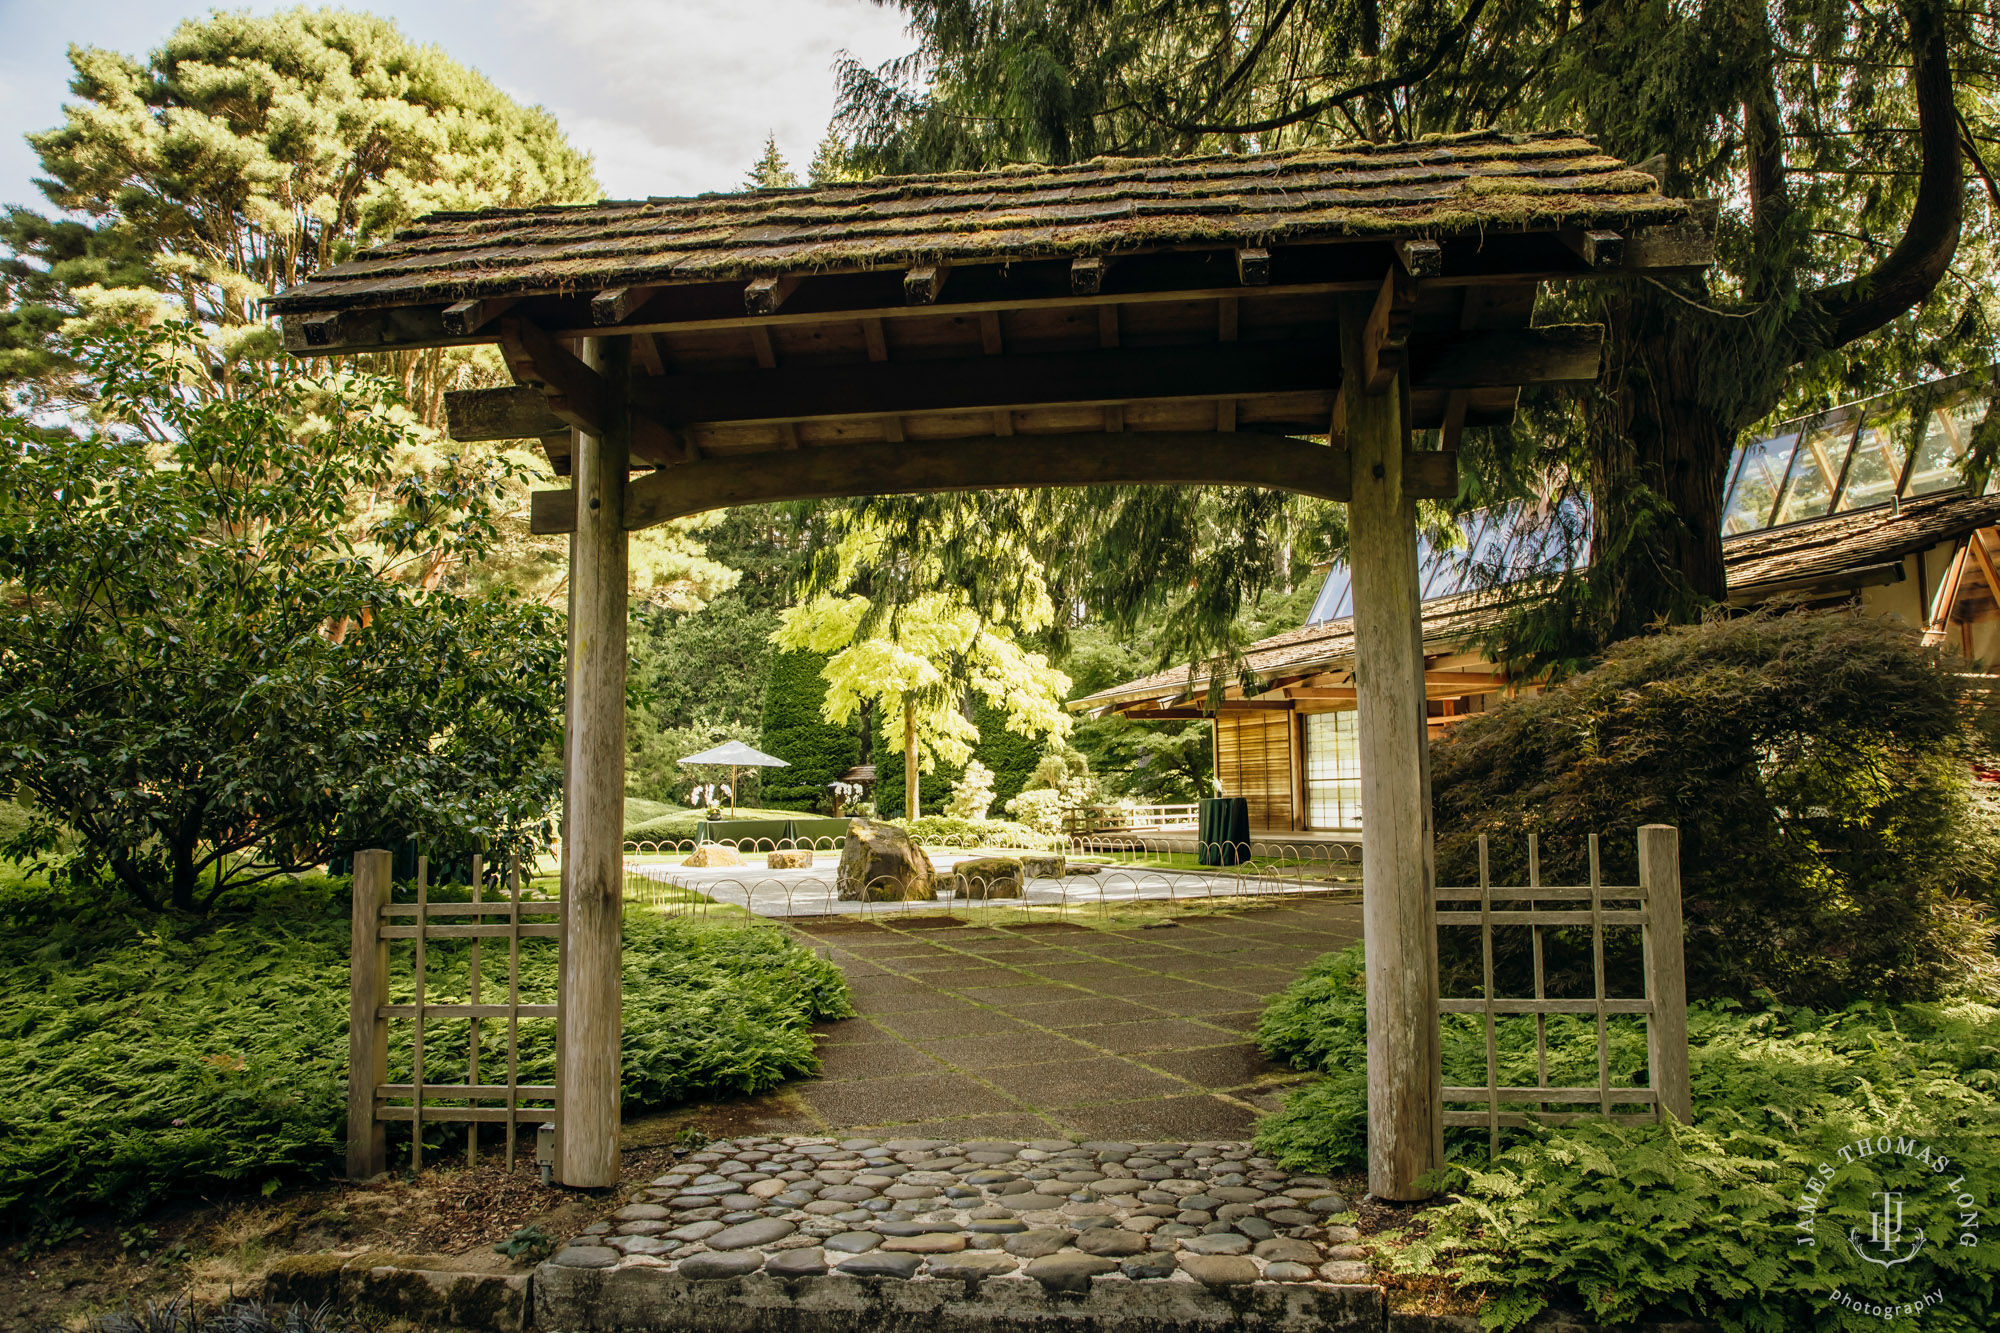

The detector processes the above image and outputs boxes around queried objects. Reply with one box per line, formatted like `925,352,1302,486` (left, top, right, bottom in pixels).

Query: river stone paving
558,1134,1372,1293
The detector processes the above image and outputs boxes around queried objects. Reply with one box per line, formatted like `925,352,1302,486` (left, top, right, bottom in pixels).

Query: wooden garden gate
1437,823,1690,1154
346,847,561,1178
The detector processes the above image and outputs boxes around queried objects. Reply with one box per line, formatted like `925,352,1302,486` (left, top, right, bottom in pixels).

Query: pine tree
745,133,800,189
806,131,858,185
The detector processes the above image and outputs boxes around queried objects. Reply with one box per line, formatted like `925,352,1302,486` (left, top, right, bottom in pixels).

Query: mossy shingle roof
267,131,1692,314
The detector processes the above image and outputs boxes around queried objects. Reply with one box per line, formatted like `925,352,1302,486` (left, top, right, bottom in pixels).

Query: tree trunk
1581,287,1768,642
904,695,920,820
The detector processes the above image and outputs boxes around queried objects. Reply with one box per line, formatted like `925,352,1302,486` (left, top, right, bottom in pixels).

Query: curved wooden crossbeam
527,433,1456,534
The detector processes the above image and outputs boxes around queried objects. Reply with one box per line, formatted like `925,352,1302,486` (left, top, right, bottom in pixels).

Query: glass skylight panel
1837,411,1907,510
1723,430,1795,534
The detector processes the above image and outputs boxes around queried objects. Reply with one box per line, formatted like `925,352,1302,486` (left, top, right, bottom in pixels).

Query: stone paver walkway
782,899,1362,1142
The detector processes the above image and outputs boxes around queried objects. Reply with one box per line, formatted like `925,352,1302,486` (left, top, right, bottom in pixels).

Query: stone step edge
265,1250,1721,1333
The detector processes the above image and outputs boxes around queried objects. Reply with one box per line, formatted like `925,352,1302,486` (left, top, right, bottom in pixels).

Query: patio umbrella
678,740,789,816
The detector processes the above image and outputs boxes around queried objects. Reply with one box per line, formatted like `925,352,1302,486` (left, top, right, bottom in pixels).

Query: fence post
347,848,392,1179
1638,825,1691,1123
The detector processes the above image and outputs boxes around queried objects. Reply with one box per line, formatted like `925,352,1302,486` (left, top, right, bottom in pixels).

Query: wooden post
558,335,629,1188
346,848,391,1180
1639,824,1692,1123
904,695,920,819
1339,291,1443,1201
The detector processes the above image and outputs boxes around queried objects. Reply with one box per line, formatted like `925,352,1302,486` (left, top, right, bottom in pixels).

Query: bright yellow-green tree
772,522,1070,819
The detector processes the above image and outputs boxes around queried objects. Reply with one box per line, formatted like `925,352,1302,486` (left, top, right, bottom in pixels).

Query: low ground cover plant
0,870,851,1238
1256,945,2000,1329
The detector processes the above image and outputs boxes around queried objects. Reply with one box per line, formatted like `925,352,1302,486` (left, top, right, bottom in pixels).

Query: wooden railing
1067,802,1201,834
1438,824,1689,1156
347,848,558,1179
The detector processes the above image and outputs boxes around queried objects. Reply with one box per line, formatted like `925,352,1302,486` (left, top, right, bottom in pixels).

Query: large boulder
683,843,745,867
836,820,936,901
767,848,813,870
1020,853,1066,879
944,856,1023,900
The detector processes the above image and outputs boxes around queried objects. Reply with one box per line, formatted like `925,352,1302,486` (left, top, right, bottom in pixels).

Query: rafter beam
1235,247,1271,285
744,275,803,316
904,265,947,305
590,286,656,326
1395,239,1443,277
497,317,606,436
1560,228,1625,269
1071,256,1109,295
1365,267,1419,393
442,296,518,337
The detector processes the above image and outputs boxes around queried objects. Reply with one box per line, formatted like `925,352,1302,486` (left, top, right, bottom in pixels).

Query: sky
0,0,916,212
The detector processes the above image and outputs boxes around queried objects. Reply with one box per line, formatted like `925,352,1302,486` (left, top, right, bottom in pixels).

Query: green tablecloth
696,817,854,847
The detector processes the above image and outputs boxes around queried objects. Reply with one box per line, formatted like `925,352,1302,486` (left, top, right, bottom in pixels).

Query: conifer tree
746,133,801,188
836,0,1998,666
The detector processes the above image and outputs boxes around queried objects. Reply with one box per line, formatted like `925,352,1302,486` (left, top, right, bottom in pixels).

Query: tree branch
1141,0,1493,137
1806,0,1962,352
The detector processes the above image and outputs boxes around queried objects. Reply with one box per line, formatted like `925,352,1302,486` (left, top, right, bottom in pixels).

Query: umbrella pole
731,765,738,817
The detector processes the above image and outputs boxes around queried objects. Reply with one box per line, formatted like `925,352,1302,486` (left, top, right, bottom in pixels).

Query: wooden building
266,131,1712,1201
1077,366,2000,835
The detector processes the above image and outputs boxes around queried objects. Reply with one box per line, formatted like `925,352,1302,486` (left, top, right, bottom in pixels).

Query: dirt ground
0,1094,813,1333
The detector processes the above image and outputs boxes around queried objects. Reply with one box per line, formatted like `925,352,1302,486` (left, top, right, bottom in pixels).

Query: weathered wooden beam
1339,288,1442,1202
1365,267,1420,393
904,264,947,305
442,296,518,337
631,339,1335,426
447,385,564,441
446,382,681,466
1622,220,1716,269
744,275,803,316
1560,228,1625,269
300,311,350,348
1402,450,1458,500
1395,239,1444,277
1070,256,1109,295
1408,325,1603,388
497,317,608,436
528,431,1357,535
557,336,629,1189
591,286,656,326
1235,247,1271,286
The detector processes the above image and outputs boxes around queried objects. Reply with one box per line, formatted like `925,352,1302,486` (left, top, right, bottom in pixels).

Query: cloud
490,0,913,198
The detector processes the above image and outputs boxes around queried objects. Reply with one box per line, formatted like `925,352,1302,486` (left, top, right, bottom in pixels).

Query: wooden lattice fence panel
346,848,559,1178
1436,824,1690,1156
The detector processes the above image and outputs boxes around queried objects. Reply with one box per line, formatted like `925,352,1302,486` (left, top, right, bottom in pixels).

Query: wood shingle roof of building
1075,490,2000,714
265,131,1697,315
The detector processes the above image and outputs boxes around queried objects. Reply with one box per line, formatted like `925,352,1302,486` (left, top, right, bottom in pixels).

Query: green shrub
1255,944,2000,1329
1433,608,2000,1006
0,871,851,1232
972,696,1044,810
898,815,1058,849
759,650,860,809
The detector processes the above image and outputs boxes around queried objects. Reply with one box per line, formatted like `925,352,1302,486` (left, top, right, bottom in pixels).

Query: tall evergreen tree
2,8,598,409
838,0,1998,666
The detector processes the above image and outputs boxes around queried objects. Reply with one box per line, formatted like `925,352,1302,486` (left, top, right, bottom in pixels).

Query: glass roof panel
1836,410,1907,511
1722,431,1795,534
